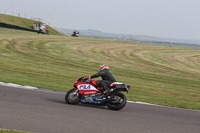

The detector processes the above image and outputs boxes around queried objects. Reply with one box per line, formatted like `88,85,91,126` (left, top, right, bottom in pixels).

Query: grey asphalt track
0,85,200,133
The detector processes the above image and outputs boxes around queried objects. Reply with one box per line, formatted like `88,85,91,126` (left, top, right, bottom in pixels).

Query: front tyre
65,89,81,105
106,93,127,110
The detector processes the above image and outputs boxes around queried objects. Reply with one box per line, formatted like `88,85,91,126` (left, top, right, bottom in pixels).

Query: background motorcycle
71,33,79,37
65,76,130,110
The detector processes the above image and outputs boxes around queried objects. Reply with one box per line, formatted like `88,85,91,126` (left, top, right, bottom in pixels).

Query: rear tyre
106,93,127,110
65,89,81,105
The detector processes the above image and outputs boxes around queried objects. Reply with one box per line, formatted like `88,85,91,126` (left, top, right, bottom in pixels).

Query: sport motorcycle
65,76,130,110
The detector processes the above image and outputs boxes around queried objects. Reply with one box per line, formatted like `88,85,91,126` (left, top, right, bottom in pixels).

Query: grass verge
0,129,30,133
0,32,200,110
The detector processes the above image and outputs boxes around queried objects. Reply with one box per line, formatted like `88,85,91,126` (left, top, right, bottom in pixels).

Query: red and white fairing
109,82,123,88
77,84,98,95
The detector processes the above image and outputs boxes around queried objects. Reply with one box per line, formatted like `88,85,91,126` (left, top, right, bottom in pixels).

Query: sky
0,0,200,40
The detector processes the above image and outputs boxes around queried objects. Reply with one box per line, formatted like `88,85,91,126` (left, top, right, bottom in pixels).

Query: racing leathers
90,69,116,94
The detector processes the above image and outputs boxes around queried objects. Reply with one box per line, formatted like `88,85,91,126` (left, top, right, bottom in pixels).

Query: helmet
100,64,109,71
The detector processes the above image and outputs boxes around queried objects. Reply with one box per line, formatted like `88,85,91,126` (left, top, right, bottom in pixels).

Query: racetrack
1,35,200,109
0,85,199,133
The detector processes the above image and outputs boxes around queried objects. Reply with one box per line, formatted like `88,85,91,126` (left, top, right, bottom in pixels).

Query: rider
37,24,47,34
72,29,79,37
89,64,116,95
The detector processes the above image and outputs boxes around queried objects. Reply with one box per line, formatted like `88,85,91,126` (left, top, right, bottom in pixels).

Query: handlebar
78,76,90,83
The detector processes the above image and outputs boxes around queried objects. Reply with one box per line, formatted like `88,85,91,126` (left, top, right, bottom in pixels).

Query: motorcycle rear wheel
106,93,127,110
65,89,81,105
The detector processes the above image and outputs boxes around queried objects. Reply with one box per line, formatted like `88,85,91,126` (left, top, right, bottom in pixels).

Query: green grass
0,129,30,133
0,32,199,110
0,14,61,35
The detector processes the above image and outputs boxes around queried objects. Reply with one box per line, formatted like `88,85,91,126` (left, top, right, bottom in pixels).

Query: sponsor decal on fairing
77,84,97,90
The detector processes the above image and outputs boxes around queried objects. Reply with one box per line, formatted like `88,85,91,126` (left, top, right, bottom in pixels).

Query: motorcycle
65,76,130,110
71,33,79,37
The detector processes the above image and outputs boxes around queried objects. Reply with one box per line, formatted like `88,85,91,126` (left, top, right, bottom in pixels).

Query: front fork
73,89,79,97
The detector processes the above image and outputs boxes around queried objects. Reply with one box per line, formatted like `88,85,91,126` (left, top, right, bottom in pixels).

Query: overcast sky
0,0,200,40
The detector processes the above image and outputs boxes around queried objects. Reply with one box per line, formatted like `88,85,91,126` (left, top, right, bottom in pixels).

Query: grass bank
0,129,30,133
0,14,61,35
0,32,199,110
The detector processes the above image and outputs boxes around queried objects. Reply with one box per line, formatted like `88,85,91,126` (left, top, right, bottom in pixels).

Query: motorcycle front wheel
106,93,127,110
65,89,81,105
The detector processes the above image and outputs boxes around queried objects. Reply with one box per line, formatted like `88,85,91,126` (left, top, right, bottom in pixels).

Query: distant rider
88,65,116,95
38,24,47,34
72,29,79,37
